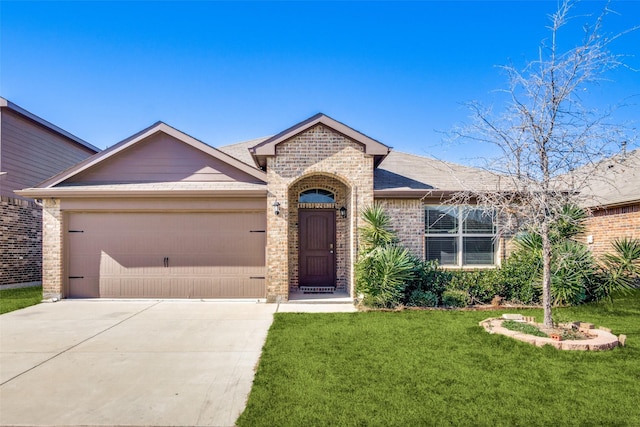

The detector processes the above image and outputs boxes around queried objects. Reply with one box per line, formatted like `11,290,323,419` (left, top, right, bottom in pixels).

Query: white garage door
67,212,266,298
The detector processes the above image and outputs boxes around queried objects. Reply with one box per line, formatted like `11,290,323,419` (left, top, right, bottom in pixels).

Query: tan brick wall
0,196,42,286
265,124,374,301
42,198,63,299
375,198,424,258
584,205,640,259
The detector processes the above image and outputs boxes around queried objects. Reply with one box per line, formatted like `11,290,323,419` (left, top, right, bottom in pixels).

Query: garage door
67,212,266,298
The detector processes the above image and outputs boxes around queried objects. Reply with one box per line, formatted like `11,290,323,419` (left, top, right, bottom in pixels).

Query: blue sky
1,1,639,165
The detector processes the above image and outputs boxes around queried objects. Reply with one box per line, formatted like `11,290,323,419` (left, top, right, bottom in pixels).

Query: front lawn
0,286,42,314
238,290,640,426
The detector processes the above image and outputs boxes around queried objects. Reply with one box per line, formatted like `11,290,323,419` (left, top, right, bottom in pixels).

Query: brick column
42,198,63,299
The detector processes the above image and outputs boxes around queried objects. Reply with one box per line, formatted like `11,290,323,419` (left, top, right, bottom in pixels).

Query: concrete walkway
0,300,355,427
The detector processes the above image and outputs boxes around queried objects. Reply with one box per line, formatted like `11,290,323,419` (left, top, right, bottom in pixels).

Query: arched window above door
299,189,335,203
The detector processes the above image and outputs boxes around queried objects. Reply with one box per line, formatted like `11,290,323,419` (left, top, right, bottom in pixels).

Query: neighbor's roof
577,148,640,209
0,97,100,153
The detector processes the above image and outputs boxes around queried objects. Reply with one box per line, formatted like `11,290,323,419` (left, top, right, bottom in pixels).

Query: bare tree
452,0,638,326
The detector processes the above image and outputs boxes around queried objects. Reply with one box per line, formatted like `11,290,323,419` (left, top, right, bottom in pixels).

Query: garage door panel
68,212,266,298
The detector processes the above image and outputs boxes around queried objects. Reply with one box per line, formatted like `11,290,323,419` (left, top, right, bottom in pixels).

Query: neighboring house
579,148,640,258
18,114,504,301
0,98,99,287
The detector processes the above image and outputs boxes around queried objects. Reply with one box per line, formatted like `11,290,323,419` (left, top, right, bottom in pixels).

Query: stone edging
479,318,619,350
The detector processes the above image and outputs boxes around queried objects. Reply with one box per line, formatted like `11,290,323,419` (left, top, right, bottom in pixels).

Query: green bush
595,237,640,304
550,240,596,305
446,270,500,305
495,249,541,304
406,290,439,307
441,289,470,308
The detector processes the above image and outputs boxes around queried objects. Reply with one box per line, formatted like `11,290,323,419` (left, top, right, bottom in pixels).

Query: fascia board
15,188,268,199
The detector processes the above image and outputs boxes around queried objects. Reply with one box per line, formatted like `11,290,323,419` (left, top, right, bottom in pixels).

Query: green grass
0,286,42,314
238,290,640,426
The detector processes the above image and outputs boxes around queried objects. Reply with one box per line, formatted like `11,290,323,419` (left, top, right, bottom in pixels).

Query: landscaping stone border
479,318,619,350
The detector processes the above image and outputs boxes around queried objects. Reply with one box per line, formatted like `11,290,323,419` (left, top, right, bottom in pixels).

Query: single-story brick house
1,97,99,288
18,114,506,301
580,148,640,258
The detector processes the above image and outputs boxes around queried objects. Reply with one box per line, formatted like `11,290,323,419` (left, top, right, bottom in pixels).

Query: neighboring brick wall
375,198,424,258
0,196,42,286
42,198,63,299
266,124,374,301
584,204,640,259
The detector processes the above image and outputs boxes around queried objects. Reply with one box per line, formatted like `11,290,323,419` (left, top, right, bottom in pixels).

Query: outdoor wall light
339,206,347,218
273,200,281,215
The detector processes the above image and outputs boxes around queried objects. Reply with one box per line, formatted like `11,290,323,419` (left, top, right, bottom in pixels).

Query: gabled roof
0,97,99,153
31,121,266,190
249,113,390,168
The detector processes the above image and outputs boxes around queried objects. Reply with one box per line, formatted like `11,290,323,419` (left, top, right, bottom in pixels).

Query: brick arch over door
288,174,352,293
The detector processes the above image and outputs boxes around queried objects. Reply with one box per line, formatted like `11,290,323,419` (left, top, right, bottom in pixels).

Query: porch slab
287,291,354,304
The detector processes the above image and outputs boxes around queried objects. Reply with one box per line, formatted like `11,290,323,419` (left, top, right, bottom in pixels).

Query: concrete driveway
0,300,277,427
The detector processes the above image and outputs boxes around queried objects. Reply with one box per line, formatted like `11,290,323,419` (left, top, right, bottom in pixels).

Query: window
425,205,496,266
299,189,335,203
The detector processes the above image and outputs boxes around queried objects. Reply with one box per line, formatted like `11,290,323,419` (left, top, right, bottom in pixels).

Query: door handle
329,243,334,254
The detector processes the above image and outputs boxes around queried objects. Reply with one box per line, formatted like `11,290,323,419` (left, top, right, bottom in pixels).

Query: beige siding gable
64,132,262,185
1,109,96,198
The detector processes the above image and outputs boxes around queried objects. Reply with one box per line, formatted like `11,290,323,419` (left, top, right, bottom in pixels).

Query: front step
300,286,335,294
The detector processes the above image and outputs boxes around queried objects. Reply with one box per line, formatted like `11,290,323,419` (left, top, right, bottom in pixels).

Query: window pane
463,237,495,265
299,189,335,203
426,237,458,265
463,208,495,234
425,206,458,234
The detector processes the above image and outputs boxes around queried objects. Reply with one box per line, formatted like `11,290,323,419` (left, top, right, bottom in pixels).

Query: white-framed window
424,205,497,267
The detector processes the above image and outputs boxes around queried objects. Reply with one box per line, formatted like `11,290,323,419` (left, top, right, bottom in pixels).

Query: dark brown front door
299,209,336,286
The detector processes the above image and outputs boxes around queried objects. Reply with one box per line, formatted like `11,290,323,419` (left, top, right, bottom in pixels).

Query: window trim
424,205,497,267
299,189,335,203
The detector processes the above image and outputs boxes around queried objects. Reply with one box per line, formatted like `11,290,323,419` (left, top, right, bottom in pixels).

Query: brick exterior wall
265,124,374,301
42,198,64,299
584,204,640,259
0,196,42,286
375,198,424,258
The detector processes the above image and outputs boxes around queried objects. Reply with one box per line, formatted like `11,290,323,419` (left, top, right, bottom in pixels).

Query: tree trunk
541,221,553,327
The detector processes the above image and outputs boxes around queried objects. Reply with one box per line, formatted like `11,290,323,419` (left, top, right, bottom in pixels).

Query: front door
299,209,336,287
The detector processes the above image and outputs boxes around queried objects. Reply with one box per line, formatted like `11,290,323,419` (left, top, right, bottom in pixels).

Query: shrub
549,240,596,305
356,206,415,308
441,289,470,308
595,237,640,304
446,270,500,305
406,290,439,307
357,245,415,308
496,249,541,305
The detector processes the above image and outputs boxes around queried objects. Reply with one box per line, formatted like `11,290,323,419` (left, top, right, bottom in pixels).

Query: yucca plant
356,205,414,308
356,245,415,308
596,237,640,304
359,204,396,251
512,205,598,306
